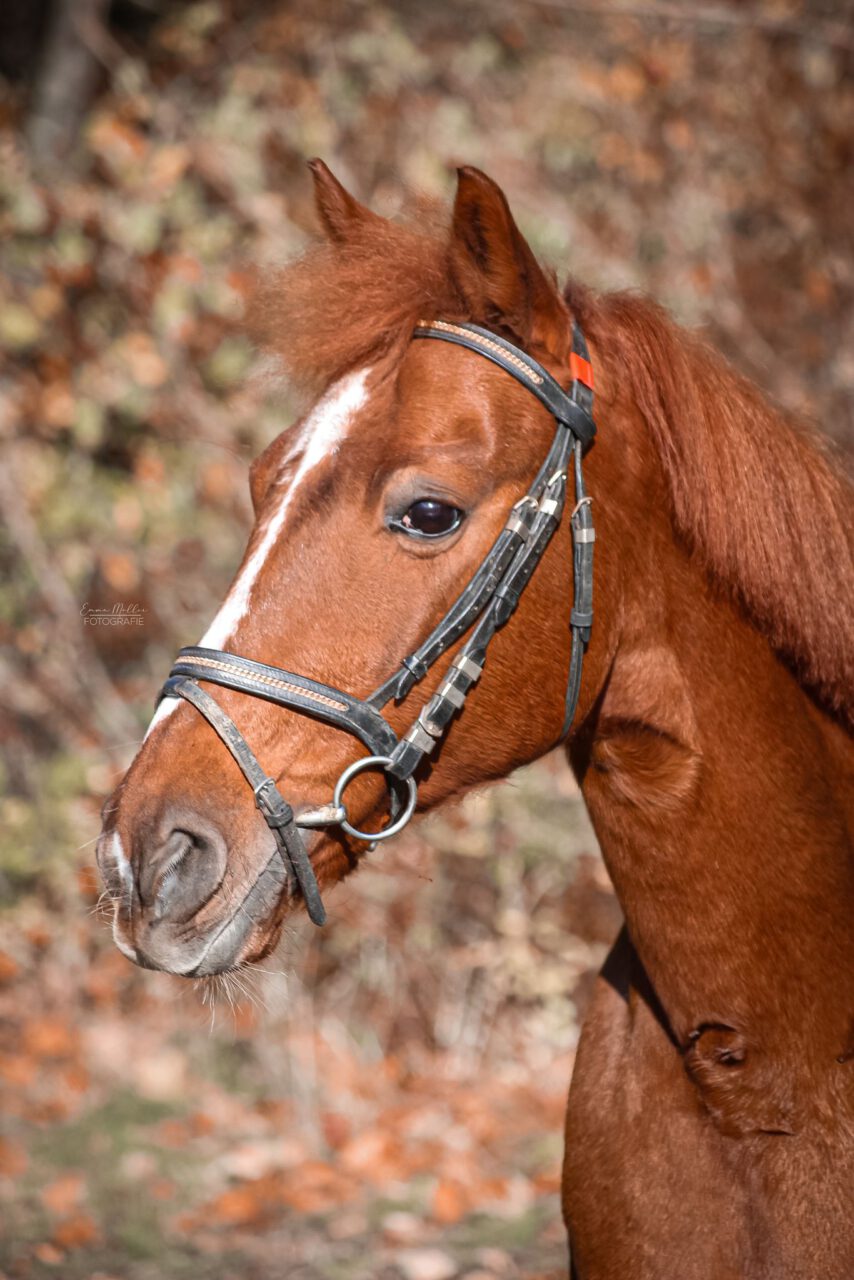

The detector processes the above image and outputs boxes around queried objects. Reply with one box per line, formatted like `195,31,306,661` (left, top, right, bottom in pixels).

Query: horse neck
571,374,853,1063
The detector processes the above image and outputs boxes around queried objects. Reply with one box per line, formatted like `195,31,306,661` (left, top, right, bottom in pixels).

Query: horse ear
308,158,382,242
451,166,570,360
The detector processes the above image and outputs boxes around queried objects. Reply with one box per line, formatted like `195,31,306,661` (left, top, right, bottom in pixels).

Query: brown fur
99,165,854,1280
256,197,852,728
569,283,854,726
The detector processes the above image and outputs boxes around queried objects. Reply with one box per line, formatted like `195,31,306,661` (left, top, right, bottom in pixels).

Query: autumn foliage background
0,2,851,1278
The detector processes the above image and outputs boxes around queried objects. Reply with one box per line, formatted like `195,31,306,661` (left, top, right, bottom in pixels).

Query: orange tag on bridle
569,352,594,390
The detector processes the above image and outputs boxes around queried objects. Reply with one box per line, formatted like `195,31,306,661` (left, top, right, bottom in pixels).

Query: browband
413,319,595,446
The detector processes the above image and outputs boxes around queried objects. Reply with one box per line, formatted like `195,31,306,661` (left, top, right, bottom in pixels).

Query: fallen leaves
110,331,170,389
0,1135,28,1178
0,951,19,986
88,114,149,179
32,1242,64,1266
180,1161,361,1231
431,1178,470,1225
146,143,192,195
132,1046,190,1102
22,1017,78,1060
0,1052,37,1089
51,1212,100,1250
40,1172,86,1216
0,302,43,351
396,1247,458,1280
30,1175,102,1262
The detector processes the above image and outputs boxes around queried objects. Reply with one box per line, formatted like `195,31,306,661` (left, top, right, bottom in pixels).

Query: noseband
159,320,596,925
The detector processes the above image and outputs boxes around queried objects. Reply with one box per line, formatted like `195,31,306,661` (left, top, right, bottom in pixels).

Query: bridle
158,320,596,926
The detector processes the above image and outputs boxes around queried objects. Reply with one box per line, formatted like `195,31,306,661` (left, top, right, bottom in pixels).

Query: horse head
96,163,604,975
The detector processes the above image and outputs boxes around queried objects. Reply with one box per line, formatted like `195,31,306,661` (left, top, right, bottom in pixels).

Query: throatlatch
159,320,597,926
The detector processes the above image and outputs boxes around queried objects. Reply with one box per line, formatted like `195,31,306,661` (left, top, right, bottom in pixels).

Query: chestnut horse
97,163,853,1279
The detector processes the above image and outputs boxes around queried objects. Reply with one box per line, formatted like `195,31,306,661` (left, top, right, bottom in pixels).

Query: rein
159,320,596,925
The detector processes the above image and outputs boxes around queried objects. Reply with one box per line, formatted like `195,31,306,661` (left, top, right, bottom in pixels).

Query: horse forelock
570,283,854,726
249,210,467,401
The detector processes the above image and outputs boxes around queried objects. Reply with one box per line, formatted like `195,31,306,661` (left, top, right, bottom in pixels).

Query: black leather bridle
158,320,596,926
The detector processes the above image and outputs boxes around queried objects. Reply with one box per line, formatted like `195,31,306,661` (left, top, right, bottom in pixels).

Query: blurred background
0,1,851,1277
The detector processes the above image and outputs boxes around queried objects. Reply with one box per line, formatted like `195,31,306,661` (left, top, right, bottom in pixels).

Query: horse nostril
138,825,227,925
150,830,194,917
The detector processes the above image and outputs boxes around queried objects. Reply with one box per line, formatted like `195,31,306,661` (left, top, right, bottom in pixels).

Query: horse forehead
275,340,534,479
382,340,523,461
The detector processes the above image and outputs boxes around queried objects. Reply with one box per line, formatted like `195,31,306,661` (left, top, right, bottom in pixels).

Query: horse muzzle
95,821,291,976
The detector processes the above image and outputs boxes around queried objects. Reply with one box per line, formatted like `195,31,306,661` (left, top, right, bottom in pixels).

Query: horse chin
111,902,287,978
235,920,285,968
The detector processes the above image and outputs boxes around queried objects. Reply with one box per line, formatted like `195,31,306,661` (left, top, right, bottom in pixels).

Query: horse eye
394,498,464,539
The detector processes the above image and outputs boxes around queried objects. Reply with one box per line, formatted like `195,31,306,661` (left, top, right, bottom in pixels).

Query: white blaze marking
144,694,180,739
142,368,370,740
199,367,370,650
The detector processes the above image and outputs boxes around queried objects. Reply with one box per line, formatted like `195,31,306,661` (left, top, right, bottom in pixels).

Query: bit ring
333,755,418,843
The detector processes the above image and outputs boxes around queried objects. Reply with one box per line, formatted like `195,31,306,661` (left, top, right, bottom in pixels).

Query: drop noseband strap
165,676,327,926
160,319,597,926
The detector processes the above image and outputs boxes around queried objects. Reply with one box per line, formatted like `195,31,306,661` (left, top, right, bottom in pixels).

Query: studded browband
160,320,596,926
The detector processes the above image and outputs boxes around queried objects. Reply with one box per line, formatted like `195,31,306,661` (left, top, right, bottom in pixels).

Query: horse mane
252,212,853,727
568,283,854,727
